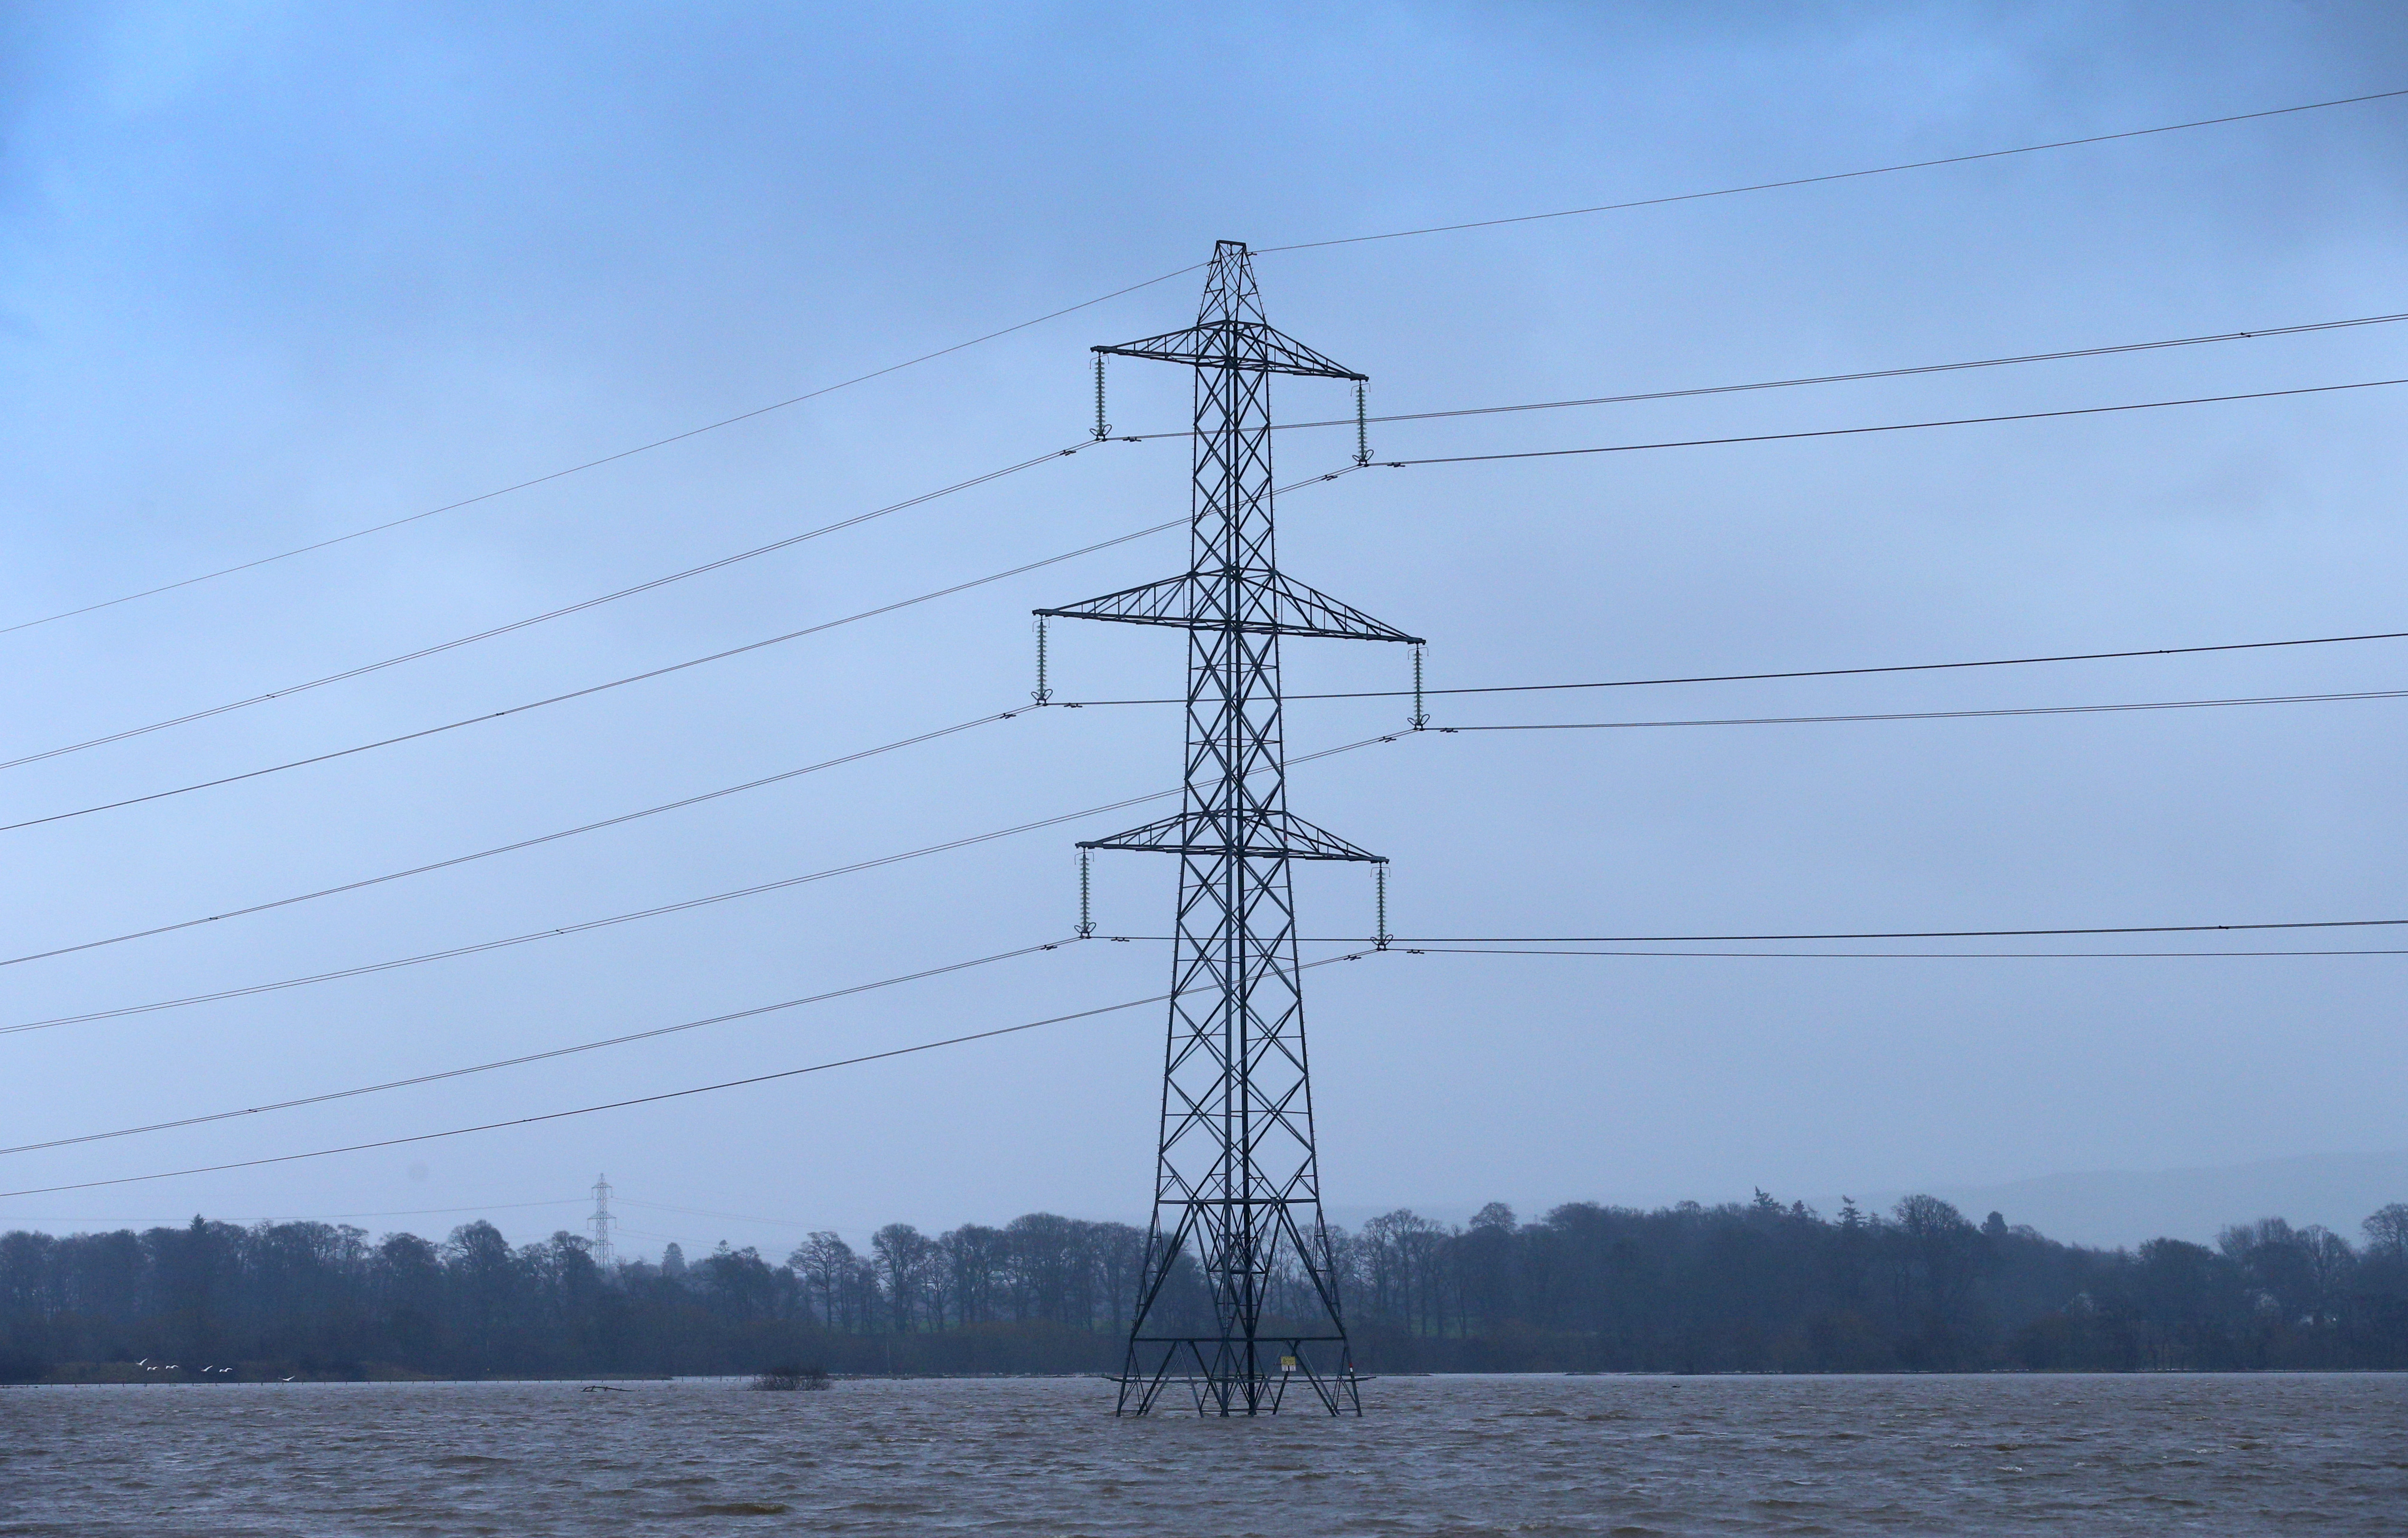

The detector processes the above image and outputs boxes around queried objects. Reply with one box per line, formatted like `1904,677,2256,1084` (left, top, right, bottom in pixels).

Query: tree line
5,1193,2406,1381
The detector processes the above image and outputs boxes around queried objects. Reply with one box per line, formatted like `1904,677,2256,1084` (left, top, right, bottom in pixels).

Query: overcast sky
3,3,2406,1259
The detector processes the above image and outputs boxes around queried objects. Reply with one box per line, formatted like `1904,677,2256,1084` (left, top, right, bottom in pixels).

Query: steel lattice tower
588,1173,616,1269
1038,240,1419,1416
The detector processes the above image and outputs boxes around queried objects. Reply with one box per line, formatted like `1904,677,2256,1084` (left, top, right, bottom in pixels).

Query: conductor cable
1418,687,2408,732
2,461,1364,835
0,732,1405,1034
1255,87,2408,254
1392,943,2408,960
0,442,1107,773
4,272,1204,636
1365,377,2408,470
0,952,1383,1198
0,520,1184,835
0,710,1021,971
19,85,2395,636
0,939,1078,1157
1113,310,2408,442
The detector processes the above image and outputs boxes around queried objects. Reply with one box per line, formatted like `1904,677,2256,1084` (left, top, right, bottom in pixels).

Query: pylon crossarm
1038,569,1420,644
1095,321,1364,381
1079,807,1385,862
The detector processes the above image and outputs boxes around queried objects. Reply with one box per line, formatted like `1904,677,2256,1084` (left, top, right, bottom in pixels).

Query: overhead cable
1397,944,2408,960
1369,377,2408,470
34,366,2354,833
0,939,1076,1157
4,275,1203,637
0,732,1403,1034
0,711,1022,971
0,1199,590,1228
1307,918,2408,943
615,1197,819,1230
1061,627,2408,708
1116,309,2408,441
1255,87,2408,254
1423,686,2408,733
2,462,1362,835
0,520,1184,835
0,952,1383,1199
20,86,2392,638
0,796,1162,1034
0,442,1105,773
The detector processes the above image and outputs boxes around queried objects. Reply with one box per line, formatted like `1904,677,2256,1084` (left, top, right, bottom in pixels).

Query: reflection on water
5,1372,2404,1535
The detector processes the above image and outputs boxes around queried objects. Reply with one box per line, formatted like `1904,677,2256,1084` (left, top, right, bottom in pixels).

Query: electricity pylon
589,1173,616,1268
1038,240,1419,1416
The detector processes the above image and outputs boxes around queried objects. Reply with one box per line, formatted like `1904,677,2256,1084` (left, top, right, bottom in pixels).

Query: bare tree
937,1225,1007,1327
788,1232,854,1328
2364,1203,2408,1258
870,1224,934,1333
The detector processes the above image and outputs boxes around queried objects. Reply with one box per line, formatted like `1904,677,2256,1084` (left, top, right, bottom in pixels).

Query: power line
0,520,1184,836
0,707,1393,976
0,940,1075,1158
1255,87,2408,254
1396,944,2408,960
19,86,2390,639
1421,686,2408,734
14,886,2404,1195
1368,376,2408,470
22,920,2398,1175
1059,384,2408,708
56,304,2363,775
0,460,1363,836
0,443,1106,773
0,732,1403,1035
1303,918,2408,942
280,1199,583,1222
1060,627,2408,707
0,713,1020,972
615,1197,819,1230
0,1199,591,1228
0,796,1155,1035
1117,310,2408,441
0,952,1382,1200
3,275,1205,638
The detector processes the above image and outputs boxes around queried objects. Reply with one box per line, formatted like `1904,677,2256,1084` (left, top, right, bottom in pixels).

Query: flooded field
5,1372,2404,1535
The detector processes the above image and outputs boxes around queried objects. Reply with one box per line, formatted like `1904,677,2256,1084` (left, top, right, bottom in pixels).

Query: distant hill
1333,1149,2408,1251
1848,1149,2408,1249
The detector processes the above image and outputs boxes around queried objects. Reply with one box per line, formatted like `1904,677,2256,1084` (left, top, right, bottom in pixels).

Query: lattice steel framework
588,1173,616,1269
1038,241,1419,1416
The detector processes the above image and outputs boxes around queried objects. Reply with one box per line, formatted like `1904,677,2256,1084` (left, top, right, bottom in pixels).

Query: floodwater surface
5,1372,2404,1535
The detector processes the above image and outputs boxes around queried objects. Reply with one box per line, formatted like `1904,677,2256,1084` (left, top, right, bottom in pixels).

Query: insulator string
1077,849,1096,938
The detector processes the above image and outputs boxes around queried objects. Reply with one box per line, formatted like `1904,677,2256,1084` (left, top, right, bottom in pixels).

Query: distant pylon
589,1173,616,1268
1038,240,1420,1416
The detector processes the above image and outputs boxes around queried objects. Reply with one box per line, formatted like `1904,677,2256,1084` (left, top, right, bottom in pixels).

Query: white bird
137,1358,149,1366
